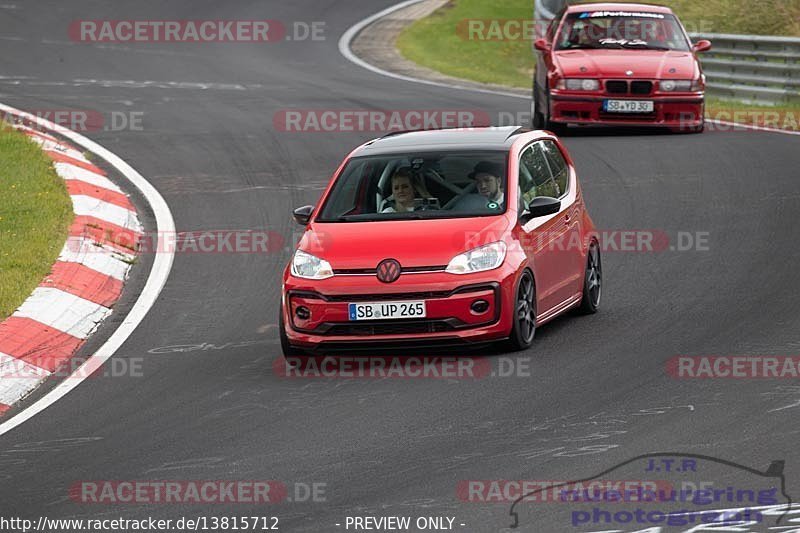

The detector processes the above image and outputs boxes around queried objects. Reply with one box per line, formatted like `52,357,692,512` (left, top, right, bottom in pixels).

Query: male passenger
469,161,505,205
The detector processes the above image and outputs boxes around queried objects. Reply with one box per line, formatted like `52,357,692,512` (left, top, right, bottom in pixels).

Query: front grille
333,265,446,275
325,290,453,302
631,81,653,95
321,320,456,336
606,81,628,94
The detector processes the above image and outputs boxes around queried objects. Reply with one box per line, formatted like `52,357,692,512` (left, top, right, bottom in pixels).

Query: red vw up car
280,127,601,357
532,3,711,132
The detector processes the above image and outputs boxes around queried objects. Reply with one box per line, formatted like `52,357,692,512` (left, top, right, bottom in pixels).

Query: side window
519,143,557,208
326,161,370,216
541,140,569,198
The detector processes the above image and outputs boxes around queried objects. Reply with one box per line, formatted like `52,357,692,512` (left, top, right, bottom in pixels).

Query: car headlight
291,249,334,280
446,242,507,275
660,80,694,92
563,78,600,91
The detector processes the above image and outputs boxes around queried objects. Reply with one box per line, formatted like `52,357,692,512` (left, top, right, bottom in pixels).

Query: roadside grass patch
0,122,73,319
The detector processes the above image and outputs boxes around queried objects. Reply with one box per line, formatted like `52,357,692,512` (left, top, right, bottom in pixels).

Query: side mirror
693,39,712,53
520,197,561,224
534,38,551,53
292,205,314,226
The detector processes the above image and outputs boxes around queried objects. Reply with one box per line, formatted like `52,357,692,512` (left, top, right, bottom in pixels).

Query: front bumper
282,266,520,353
550,92,704,127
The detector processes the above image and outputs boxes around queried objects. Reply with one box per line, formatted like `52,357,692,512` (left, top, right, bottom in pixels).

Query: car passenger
469,161,505,205
381,167,433,213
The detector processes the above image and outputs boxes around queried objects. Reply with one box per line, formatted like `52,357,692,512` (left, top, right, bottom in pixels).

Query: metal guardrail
689,33,800,104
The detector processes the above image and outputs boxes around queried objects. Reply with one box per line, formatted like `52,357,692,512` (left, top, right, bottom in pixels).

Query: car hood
554,49,698,79
300,216,513,270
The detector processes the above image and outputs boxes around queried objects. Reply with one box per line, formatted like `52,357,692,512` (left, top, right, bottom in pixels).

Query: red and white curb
0,104,174,436
0,122,143,415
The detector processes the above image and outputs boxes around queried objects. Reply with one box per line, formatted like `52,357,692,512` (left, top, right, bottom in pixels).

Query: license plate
348,301,426,321
603,99,654,113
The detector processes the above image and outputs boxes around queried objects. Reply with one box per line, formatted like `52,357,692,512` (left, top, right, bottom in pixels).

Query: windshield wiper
563,43,604,50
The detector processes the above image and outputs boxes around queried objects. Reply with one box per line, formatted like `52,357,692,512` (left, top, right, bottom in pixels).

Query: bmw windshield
556,11,691,52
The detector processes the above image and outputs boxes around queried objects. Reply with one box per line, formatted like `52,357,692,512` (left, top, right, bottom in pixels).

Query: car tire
279,310,309,366
577,241,602,314
542,89,565,135
505,270,536,351
688,119,705,134
532,83,546,129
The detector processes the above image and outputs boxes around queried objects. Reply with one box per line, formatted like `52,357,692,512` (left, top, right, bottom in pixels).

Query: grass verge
396,0,800,131
0,123,73,319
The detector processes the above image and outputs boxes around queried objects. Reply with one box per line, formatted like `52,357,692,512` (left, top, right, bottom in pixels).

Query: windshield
556,11,690,51
316,151,508,222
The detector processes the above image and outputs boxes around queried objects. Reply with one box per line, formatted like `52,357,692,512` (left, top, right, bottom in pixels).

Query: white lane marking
0,354,50,406
71,195,141,231
13,288,112,340
708,119,800,137
55,162,123,193
58,237,133,281
0,102,175,437
337,0,527,100
338,1,800,137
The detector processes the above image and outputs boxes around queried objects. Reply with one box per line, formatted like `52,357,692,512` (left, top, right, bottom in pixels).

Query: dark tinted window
541,140,569,197
519,143,559,207
556,12,690,51
317,151,508,222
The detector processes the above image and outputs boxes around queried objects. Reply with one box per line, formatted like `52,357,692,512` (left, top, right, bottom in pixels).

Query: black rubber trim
287,282,502,334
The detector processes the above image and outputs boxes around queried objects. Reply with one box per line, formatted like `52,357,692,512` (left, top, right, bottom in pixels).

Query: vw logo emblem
376,259,401,283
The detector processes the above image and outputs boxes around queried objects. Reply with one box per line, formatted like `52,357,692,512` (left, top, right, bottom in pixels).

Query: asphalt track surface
1,1,800,532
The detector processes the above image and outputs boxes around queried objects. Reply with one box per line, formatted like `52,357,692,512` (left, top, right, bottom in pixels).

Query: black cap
469,161,503,180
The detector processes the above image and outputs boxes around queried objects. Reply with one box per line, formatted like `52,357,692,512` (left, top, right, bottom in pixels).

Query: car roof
566,3,675,15
354,127,533,156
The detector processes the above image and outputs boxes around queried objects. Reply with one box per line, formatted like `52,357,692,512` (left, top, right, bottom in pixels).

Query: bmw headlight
660,80,694,92
291,249,334,280
564,78,600,91
446,242,507,275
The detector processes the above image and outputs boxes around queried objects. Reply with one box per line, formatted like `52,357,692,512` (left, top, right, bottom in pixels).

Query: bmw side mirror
520,197,561,224
293,205,314,226
693,39,712,53
534,38,551,53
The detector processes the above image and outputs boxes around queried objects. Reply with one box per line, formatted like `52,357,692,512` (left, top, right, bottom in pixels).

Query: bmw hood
554,49,699,80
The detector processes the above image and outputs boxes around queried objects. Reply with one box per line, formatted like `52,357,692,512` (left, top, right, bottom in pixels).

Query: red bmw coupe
532,3,711,132
280,127,601,357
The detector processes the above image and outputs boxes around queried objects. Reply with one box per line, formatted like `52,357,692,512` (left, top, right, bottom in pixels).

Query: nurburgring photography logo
503,452,793,530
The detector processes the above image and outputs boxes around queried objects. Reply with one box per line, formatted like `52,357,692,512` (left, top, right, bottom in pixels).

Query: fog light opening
471,299,490,314
295,306,311,320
